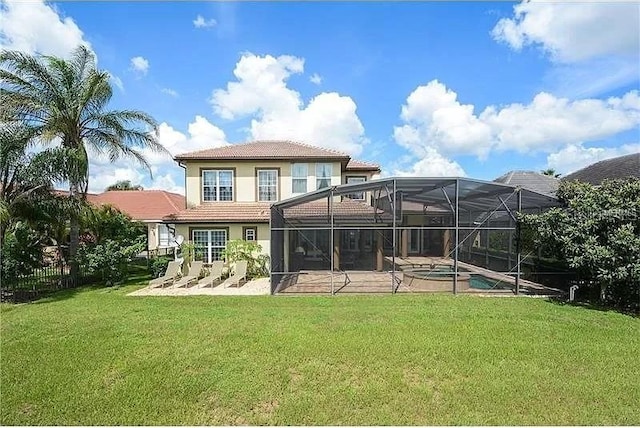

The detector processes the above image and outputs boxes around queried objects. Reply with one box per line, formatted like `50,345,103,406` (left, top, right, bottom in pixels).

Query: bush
222,240,269,279
149,255,172,278
1,222,44,283
519,178,640,314
77,239,145,285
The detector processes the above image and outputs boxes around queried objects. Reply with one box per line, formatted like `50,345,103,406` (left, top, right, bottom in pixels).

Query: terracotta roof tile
345,159,381,172
164,202,272,223
92,190,185,221
175,140,351,161
283,200,383,219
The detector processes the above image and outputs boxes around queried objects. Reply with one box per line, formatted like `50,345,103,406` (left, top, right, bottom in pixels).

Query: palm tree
105,180,143,191
541,168,561,178
1,46,169,280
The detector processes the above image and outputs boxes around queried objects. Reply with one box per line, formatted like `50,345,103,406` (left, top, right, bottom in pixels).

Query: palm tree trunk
69,183,80,285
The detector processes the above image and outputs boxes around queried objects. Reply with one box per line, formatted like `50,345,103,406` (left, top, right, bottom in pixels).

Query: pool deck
275,256,563,296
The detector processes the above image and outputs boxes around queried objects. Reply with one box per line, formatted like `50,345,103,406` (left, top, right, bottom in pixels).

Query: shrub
222,239,269,279
1,222,43,283
149,255,172,278
77,239,145,285
519,178,640,314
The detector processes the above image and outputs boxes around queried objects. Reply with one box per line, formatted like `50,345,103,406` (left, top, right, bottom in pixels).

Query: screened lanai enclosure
270,177,567,295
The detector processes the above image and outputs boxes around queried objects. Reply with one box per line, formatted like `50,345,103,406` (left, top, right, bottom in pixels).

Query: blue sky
1,0,639,194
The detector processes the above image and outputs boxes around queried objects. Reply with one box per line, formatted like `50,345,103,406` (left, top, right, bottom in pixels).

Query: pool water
468,276,510,290
403,265,511,290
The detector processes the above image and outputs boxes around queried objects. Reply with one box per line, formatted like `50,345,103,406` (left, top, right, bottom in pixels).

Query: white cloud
130,56,149,75
310,73,322,85
395,148,466,177
210,53,367,155
193,14,217,29
546,143,640,175
492,1,640,63
395,80,640,160
87,116,227,194
146,173,185,195
110,74,124,92
161,88,179,97
0,0,91,57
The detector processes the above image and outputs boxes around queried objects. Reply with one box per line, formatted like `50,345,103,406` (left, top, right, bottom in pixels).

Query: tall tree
1,46,168,280
105,180,143,191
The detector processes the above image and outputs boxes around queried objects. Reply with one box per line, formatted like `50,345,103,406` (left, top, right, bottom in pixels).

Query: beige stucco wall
184,160,344,207
174,222,271,257
147,223,158,251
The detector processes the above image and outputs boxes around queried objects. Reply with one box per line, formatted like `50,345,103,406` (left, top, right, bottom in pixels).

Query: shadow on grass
545,296,640,318
23,266,152,305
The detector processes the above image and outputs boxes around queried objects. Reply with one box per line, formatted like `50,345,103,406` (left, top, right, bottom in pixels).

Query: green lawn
1,273,639,425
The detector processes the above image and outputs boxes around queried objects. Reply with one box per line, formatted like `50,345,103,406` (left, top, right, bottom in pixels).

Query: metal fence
0,262,93,303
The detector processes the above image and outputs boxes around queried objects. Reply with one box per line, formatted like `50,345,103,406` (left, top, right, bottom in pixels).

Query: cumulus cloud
87,116,228,194
0,0,91,57
130,56,149,75
546,143,640,175
395,80,640,178
310,73,322,85
193,14,217,29
492,1,640,63
394,148,466,177
395,80,640,159
210,53,367,155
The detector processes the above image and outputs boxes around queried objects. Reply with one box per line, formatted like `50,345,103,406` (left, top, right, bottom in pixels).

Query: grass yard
1,272,639,425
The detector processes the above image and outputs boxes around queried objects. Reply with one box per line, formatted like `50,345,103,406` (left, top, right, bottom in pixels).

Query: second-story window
202,170,234,202
345,176,366,200
316,163,332,190
257,169,278,202
292,163,308,194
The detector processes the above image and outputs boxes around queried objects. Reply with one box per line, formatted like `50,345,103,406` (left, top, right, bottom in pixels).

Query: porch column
376,231,384,271
401,229,408,258
333,230,340,271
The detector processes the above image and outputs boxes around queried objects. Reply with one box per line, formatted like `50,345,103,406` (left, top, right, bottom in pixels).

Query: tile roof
562,153,640,185
164,200,383,223
283,199,383,219
92,190,185,221
164,202,272,223
493,170,559,197
345,159,381,172
175,140,351,161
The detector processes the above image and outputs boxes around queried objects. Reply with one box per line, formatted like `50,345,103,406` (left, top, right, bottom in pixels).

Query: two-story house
163,140,380,264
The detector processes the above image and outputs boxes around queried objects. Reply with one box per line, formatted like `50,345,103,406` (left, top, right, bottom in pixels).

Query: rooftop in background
562,153,640,185
174,140,380,171
494,170,559,197
92,190,185,222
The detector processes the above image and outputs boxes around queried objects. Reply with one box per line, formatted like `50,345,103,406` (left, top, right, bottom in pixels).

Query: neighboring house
164,140,381,263
562,153,640,185
493,170,559,197
91,190,185,255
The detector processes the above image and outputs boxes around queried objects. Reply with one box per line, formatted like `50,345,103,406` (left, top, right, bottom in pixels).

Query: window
316,163,332,190
243,226,257,241
257,169,278,202
202,170,234,202
292,163,308,194
345,176,366,200
158,224,174,247
192,229,228,263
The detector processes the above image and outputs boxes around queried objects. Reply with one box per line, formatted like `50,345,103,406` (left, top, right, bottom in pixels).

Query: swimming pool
401,265,512,291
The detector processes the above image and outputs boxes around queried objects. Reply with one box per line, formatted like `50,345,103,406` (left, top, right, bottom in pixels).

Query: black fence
0,262,94,303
